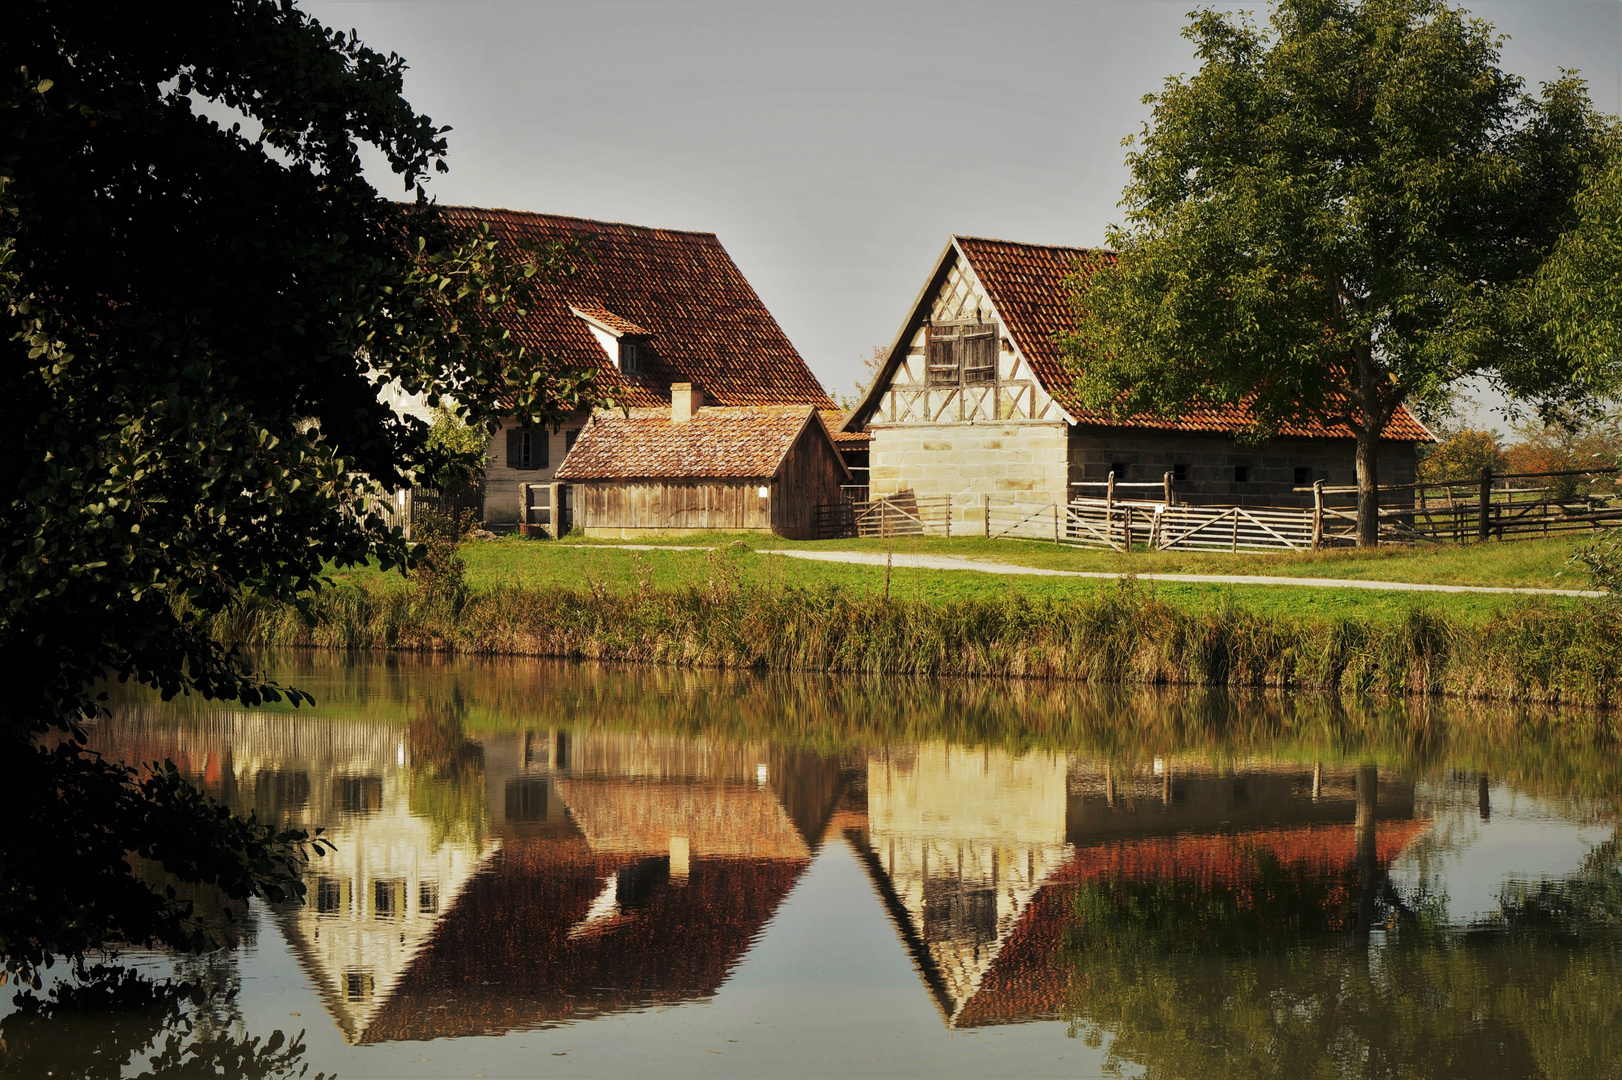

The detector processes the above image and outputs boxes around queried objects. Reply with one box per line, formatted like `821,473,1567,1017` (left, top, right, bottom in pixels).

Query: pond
4,655,1620,1079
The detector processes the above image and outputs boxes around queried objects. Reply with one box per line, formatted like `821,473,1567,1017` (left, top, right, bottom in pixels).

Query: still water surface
6,656,1621,1078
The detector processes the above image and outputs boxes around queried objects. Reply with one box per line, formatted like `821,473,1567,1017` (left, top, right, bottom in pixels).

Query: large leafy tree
0,0,599,979
1062,0,1618,545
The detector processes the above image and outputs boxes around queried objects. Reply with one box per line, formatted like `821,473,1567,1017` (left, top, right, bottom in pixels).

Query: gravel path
755,548,1602,598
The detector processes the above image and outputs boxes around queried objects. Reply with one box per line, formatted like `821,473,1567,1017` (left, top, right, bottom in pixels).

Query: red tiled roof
436,207,833,410
361,838,810,1043
568,303,650,337
952,820,1431,1028
554,405,833,481
947,235,1430,442
819,410,871,446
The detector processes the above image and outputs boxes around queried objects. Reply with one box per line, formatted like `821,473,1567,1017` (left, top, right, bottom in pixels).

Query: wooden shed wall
574,480,773,535
771,424,848,539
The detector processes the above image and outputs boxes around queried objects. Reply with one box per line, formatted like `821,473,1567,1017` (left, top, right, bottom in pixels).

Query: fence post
944,496,951,539
1231,510,1239,553
1124,505,1133,553
1107,469,1116,509
1163,470,1173,507
984,493,991,539
1478,467,1492,542
1311,480,1323,550
1054,503,1060,544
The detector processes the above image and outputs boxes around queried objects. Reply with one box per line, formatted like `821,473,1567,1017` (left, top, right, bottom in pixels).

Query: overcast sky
308,0,1620,424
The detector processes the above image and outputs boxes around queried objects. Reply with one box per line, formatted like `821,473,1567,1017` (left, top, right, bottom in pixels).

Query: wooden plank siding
574,418,847,539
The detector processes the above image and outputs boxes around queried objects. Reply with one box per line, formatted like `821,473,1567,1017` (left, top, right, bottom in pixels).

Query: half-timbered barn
425,207,854,531
554,388,849,539
841,236,1430,523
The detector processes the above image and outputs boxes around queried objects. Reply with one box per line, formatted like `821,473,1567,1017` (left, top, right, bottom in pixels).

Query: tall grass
206,554,1622,706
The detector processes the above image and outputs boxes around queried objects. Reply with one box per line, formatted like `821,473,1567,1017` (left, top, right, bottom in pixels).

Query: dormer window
570,303,652,377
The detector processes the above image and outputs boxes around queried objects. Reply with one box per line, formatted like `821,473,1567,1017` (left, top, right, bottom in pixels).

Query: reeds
205,574,1622,707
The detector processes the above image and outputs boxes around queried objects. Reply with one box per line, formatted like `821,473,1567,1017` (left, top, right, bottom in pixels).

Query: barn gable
848,239,1068,429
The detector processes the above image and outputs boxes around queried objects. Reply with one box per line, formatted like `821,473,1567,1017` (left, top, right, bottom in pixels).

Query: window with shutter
962,325,996,384
927,321,998,387
927,324,959,385
506,427,544,471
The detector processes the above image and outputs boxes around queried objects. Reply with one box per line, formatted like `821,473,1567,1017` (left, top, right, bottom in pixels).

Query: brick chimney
670,382,705,423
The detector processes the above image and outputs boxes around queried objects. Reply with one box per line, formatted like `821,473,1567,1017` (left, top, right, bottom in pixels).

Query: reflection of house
96,713,846,1043
92,710,497,1043
848,745,1073,1024
359,729,847,1041
845,752,1427,1029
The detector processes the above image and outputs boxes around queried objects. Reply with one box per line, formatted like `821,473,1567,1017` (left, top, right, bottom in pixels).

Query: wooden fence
829,493,953,538
812,468,1622,549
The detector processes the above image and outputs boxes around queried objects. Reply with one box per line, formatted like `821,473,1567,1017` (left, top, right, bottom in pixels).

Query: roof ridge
954,234,1116,256
434,204,720,239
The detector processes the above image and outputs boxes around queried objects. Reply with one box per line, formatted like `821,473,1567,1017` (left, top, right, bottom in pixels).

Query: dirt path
755,549,1602,598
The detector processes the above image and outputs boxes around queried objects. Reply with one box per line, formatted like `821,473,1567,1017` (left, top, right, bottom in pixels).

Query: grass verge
214,546,1622,707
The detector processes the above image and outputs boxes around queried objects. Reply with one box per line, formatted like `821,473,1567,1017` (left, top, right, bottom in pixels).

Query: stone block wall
1067,427,1418,507
868,421,1069,523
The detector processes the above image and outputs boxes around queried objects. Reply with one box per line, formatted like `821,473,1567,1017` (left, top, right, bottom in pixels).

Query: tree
0,0,600,978
1061,0,1617,545
1416,428,1502,484
1529,158,1622,394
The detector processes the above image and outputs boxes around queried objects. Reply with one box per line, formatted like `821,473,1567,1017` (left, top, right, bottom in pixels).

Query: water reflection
68,657,1622,1078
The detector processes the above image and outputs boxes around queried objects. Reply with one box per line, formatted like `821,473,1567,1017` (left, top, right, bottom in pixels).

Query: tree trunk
1356,429,1379,547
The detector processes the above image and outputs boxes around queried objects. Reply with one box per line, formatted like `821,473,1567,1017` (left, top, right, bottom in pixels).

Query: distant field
321,532,1597,624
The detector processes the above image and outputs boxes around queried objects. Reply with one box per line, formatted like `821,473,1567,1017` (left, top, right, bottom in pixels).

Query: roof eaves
950,236,1079,426
842,238,961,432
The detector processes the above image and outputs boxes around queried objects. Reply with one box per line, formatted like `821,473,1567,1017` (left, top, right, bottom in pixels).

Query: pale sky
307,0,1621,426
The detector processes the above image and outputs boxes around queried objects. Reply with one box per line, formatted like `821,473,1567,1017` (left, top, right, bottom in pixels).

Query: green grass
554,530,1588,589
322,533,1589,624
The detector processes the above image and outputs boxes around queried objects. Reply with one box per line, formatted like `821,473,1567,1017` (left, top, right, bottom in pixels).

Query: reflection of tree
1057,837,1622,1080
0,960,326,1080
1498,831,1622,939
405,696,488,848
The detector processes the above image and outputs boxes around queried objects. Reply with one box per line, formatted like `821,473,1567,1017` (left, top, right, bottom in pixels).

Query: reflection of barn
844,753,1426,1028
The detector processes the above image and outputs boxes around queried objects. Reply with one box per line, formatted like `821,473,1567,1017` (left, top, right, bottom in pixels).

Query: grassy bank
323,535,1586,623
211,552,1622,706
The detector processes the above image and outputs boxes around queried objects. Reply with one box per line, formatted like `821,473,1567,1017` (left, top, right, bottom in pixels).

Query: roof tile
437,207,833,410
554,405,825,481
953,235,1431,442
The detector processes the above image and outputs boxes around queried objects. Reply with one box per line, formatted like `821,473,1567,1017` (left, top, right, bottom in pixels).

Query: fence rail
811,468,1622,549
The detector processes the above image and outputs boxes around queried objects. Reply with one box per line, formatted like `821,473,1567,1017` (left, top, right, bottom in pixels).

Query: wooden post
944,495,951,538
1123,505,1133,552
1106,469,1116,508
984,493,991,539
1163,470,1173,507
1478,467,1492,541
1311,479,1324,550
1231,509,1239,552
1053,503,1060,545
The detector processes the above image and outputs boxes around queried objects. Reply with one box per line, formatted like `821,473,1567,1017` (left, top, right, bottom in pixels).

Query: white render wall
483,417,586,527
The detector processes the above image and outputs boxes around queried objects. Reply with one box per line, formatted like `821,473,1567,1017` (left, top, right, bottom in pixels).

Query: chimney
670,382,704,423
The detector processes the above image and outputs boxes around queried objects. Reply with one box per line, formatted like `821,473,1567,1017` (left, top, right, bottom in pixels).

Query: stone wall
1067,427,1418,507
869,421,1069,523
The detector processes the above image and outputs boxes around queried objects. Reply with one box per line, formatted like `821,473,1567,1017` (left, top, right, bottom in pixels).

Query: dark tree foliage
0,0,600,978
1061,0,1619,545
0,961,326,1080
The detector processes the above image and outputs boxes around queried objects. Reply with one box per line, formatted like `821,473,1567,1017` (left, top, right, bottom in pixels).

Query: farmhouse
841,236,1431,525
425,207,854,533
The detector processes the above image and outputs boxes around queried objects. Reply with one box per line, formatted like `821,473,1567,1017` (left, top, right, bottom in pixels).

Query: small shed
554,387,849,539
